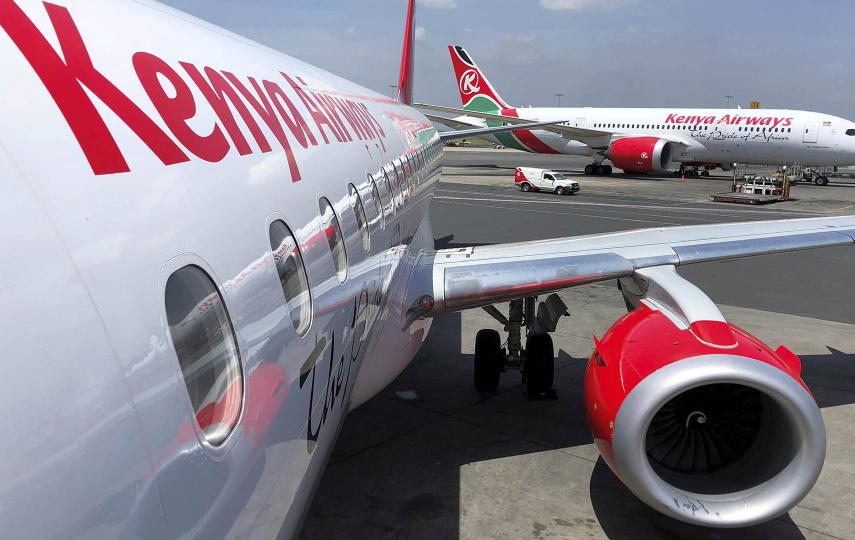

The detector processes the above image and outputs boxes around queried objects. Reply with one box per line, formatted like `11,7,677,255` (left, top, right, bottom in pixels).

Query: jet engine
584,267,826,527
609,137,673,174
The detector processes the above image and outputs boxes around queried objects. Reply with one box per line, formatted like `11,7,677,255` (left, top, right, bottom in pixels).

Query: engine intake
585,305,826,528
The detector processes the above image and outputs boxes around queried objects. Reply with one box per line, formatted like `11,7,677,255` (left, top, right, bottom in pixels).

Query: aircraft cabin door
803,122,819,144
574,117,586,128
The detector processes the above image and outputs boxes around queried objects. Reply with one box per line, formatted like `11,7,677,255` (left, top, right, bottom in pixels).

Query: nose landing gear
473,295,568,400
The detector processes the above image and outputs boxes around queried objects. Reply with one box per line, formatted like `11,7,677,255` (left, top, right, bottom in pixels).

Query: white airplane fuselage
467,107,855,167
0,0,440,537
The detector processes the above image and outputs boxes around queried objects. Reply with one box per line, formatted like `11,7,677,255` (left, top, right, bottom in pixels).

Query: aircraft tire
474,329,503,392
525,333,554,396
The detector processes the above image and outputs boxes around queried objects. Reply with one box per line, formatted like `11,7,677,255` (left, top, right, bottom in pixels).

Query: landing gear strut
584,163,613,176
474,295,568,399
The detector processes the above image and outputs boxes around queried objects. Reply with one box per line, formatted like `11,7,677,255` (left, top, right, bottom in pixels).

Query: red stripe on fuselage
502,108,559,154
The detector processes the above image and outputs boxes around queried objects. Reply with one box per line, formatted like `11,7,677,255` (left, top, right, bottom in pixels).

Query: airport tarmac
299,149,855,540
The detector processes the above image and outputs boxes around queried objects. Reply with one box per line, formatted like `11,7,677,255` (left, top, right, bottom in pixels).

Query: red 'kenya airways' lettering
665,113,793,129
0,0,388,180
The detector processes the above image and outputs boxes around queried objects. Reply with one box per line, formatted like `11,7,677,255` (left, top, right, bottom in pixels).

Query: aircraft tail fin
448,45,512,113
396,0,416,104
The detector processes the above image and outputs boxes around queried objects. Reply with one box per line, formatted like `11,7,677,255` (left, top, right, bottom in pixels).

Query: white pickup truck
514,167,580,195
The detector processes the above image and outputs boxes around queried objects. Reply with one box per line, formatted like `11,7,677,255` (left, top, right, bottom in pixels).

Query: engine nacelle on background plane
609,137,673,174
583,302,825,528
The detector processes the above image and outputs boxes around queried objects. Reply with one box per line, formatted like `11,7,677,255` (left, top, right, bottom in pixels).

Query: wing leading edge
404,216,855,323
438,119,568,142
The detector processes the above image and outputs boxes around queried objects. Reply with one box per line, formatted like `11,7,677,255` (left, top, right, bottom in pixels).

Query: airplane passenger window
269,220,312,334
369,174,385,229
413,152,422,185
383,168,398,212
319,197,348,282
349,184,371,252
165,265,243,446
407,155,419,190
394,159,408,194
847,129,855,136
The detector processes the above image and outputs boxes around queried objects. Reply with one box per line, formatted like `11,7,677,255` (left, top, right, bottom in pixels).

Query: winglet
396,0,416,104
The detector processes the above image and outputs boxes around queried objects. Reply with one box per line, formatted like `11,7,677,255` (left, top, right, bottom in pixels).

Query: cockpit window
165,265,243,446
269,220,312,334
319,197,348,282
847,129,855,136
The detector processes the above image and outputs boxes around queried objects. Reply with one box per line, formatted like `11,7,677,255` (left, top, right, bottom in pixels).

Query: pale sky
158,0,855,119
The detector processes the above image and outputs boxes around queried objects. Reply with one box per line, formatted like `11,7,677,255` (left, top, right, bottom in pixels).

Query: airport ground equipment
802,168,830,186
515,167,580,195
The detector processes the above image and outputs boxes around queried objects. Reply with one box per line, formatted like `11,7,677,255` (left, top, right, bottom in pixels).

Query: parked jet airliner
1,0,854,537
420,46,855,177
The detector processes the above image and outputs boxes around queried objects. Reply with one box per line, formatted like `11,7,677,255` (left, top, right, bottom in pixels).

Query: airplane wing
416,102,609,139
425,113,478,131
438,119,570,142
404,215,855,321
419,103,694,149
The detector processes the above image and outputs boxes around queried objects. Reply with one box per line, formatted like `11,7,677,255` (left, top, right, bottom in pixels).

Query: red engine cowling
584,303,825,528
609,137,673,173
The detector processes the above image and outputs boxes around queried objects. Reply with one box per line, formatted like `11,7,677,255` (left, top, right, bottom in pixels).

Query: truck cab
514,167,580,195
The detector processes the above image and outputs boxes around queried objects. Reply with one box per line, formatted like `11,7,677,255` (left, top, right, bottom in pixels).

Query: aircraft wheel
584,164,594,175
603,165,613,176
521,183,531,192
594,165,605,175
555,186,565,195
474,329,503,392
524,334,554,397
